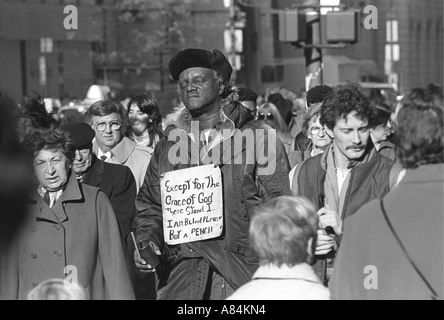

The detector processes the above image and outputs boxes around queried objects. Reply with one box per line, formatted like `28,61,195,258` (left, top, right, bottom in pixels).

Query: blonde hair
250,196,318,267
27,279,87,300
257,103,288,132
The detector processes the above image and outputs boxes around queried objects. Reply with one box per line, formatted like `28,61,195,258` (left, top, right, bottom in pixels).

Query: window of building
261,65,283,83
385,19,400,85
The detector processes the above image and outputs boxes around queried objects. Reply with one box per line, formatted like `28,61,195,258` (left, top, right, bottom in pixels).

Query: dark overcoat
82,155,137,240
330,164,444,300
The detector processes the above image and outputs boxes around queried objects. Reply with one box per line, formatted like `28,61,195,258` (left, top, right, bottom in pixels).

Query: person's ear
306,237,315,264
306,132,313,141
218,83,225,96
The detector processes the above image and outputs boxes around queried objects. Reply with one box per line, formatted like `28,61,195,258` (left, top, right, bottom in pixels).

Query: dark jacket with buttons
82,155,137,241
135,102,291,299
0,173,134,300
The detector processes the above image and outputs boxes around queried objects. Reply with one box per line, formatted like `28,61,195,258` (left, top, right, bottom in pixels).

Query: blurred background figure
16,92,58,142
396,84,444,122
267,93,294,129
305,85,334,111
425,83,443,108
0,96,32,245
293,85,333,160
288,103,332,168
257,102,293,157
227,196,330,300
1,95,32,300
27,279,87,300
238,87,259,118
162,103,186,131
370,103,396,160
126,94,164,150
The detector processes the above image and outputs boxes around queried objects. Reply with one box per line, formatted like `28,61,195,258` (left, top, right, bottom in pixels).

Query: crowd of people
0,47,442,300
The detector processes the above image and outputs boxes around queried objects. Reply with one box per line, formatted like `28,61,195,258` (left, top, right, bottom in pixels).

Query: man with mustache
291,85,403,286
330,94,443,300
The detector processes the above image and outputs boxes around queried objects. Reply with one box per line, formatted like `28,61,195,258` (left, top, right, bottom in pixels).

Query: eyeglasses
309,126,326,136
94,122,122,132
257,113,274,121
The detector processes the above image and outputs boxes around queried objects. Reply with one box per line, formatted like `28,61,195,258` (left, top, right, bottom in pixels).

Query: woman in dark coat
1,129,134,300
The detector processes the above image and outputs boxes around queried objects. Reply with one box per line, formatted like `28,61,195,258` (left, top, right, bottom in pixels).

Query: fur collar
165,101,254,136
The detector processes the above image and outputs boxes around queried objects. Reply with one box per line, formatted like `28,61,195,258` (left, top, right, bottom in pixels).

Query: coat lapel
32,193,60,223
83,156,104,187
35,172,84,224
55,173,83,223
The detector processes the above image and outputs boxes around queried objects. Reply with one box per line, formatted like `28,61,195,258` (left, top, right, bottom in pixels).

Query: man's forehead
336,112,368,126
178,67,215,79
92,113,121,121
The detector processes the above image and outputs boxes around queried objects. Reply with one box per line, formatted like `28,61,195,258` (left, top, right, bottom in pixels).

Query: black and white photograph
0,0,442,309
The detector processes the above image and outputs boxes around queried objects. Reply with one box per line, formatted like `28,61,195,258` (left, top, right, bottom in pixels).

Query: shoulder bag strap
380,200,438,300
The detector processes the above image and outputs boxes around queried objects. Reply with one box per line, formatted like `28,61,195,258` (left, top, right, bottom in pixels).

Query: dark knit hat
60,122,95,150
169,48,233,83
306,85,333,106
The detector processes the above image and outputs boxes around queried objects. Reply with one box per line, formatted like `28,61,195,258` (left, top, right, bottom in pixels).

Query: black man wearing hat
135,48,291,300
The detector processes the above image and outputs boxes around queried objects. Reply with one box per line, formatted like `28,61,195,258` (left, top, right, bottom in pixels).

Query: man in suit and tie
60,122,137,241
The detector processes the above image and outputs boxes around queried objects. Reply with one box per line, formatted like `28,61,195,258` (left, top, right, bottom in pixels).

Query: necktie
43,191,51,206
101,155,107,161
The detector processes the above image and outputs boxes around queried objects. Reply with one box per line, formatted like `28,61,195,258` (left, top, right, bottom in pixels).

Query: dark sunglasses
257,112,274,121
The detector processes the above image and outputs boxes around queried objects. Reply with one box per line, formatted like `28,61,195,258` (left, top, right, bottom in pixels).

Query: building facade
0,0,101,102
238,0,443,96
1,0,442,106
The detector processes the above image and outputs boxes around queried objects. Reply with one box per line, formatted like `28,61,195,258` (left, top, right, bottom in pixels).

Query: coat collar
402,164,444,185
93,137,136,165
32,171,83,223
252,263,322,284
320,141,377,172
109,137,136,164
163,102,253,164
164,101,253,135
378,140,395,151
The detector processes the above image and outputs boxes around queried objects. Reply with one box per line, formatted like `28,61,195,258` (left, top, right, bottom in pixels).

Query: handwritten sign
161,165,223,245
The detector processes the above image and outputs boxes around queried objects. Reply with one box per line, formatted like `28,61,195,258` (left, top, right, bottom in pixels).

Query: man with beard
291,85,403,286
